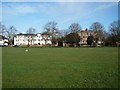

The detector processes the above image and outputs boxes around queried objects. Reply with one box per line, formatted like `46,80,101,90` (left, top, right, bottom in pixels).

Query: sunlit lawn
2,47,118,88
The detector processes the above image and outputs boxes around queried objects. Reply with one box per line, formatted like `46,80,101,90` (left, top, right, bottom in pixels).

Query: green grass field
2,47,118,88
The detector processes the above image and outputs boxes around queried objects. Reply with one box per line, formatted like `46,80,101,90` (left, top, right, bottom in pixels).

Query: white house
0,35,9,46
14,33,52,46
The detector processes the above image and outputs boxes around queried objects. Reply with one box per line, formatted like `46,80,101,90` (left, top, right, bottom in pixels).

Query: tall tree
69,23,82,33
44,21,59,45
7,26,17,40
44,21,59,38
90,22,105,42
4,26,17,45
0,22,7,36
26,27,36,46
87,36,94,45
65,33,80,47
26,27,36,34
108,20,120,46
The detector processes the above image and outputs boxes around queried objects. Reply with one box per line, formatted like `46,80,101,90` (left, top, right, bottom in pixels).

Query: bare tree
0,22,7,36
26,27,36,46
90,22,104,32
108,20,120,46
109,20,120,36
7,26,17,40
69,23,82,33
7,26,17,45
44,21,59,45
26,27,36,34
1,25,17,45
0,23,18,45
44,21,59,38
90,22,105,43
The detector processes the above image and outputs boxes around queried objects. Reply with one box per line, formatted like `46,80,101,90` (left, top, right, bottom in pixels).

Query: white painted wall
0,39,8,46
0,40,4,45
14,34,52,45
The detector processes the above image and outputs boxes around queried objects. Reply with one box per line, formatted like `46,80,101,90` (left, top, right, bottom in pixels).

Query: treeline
0,20,120,46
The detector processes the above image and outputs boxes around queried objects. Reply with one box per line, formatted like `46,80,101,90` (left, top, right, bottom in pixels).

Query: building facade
14,33,52,46
78,29,103,45
0,35,9,46
78,30,96,45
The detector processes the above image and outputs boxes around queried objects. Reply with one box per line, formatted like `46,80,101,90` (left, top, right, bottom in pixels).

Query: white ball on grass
25,49,28,52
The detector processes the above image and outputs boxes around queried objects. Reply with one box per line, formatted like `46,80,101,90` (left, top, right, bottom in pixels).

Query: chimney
85,28,88,31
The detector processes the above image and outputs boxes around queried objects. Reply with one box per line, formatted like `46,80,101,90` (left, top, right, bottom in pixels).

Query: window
33,39,36,41
83,36,85,38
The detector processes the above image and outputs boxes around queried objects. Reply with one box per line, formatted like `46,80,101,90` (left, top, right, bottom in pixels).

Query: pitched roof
80,29,95,33
16,33,36,36
41,31,52,35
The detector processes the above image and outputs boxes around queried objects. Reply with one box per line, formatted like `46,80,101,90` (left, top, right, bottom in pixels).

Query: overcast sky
2,2,118,33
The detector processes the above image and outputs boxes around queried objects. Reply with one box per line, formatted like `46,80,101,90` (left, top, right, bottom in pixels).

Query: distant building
14,33,52,46
78,29,96,45
78,29,104,45
0,35,9,46
41,31,52,45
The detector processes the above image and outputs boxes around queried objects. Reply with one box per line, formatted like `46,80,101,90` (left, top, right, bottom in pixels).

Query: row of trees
0,20,120,46
42,20,119,47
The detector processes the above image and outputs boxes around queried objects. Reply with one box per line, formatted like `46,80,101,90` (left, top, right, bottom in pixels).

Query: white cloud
2,3,39,15
2,2,117,24
57,2,117,28
85,3,117,19
2,2,65,15
93,3,117,11
2,2,117,29
2,2,117,15
15,5,38,14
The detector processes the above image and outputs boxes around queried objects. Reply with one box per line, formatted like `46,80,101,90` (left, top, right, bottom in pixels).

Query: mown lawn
2,47,118,88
